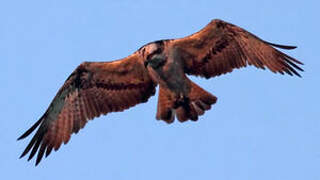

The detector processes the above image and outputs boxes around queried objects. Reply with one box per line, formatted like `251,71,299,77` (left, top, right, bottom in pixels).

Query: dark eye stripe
147,48,163,60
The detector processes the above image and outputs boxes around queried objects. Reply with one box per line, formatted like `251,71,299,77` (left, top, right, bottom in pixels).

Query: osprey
18,19,303,165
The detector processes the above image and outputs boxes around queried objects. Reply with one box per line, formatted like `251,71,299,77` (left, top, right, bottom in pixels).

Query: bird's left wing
169,19,303,78
18,53,156,165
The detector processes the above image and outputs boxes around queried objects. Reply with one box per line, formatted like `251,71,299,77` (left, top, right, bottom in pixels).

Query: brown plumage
18,19,303,165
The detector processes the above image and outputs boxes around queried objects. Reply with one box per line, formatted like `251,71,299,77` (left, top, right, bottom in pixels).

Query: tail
156,81,217,123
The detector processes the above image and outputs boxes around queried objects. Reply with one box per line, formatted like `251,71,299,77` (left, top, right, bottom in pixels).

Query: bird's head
140,41,166,69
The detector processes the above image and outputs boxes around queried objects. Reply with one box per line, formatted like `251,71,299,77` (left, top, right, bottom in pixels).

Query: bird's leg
173,93,189,109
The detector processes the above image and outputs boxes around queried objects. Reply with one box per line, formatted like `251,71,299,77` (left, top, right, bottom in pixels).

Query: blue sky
1,0,319,179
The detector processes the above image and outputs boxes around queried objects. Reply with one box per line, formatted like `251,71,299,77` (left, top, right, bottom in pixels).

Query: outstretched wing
170,19,303,78
18,53,156,165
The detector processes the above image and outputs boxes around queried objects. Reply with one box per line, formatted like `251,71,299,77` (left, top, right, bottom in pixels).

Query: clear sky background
1,0,319,179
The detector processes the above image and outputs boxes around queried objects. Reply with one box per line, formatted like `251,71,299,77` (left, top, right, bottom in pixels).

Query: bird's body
142,41,217,122
18,19,303,165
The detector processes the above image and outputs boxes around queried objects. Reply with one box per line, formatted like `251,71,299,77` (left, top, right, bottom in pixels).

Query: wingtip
19,147,30,159
285,45,297,50
19,153,25,159
17,131,30,141
261,39,297,50
296,70,303,78
18,117,43,141
17,135,25,141
271,43,297,50
27,155,33,161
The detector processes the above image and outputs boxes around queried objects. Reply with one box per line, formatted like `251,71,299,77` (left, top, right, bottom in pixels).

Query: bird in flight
18,19,303,165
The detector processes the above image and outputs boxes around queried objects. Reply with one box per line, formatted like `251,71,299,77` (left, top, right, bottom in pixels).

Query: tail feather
156,81,217,123
176,81,217,122
156,87,176,123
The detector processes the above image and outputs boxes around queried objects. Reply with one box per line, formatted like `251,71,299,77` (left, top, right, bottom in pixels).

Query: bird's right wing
169,19,303,78
18,52,156,165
